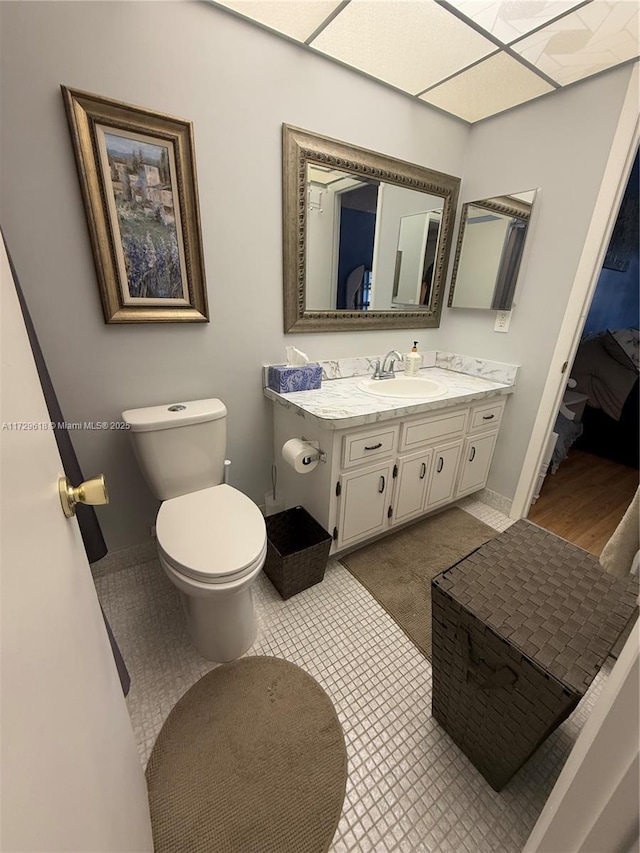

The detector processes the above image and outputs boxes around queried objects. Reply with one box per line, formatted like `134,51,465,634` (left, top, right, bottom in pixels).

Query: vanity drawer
400,408,468,451
468,399,506,433
342,425,399,469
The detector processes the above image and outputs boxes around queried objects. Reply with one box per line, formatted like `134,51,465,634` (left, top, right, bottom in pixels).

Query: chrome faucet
373,350,403,380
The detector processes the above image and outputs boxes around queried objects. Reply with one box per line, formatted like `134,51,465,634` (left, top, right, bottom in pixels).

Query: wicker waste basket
264,506,332,600
431,520,638,791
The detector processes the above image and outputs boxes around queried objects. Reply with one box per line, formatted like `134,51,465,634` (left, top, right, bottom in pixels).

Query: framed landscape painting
61,86,209,323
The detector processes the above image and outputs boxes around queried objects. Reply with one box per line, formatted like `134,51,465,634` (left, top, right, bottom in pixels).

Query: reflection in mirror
305,166,379,311
306,165,444,312
283,125,460,332
392,209,441,308
448,190,536,311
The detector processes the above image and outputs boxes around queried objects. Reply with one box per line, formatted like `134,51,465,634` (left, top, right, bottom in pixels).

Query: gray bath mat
146,656,347,853
340,507,497,660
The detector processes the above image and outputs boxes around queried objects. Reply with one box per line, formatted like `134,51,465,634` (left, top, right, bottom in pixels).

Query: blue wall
336,209,376,309
584,151,639,336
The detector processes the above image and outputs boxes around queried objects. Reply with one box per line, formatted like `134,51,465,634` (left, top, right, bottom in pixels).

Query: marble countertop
264,366,514,430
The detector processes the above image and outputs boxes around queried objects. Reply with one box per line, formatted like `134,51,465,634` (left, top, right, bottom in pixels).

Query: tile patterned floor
94,499,610,853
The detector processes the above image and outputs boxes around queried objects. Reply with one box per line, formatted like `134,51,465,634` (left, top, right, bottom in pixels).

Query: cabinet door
391,449,433,526
456,432,498,497
337,461,393,549
426,440,463,509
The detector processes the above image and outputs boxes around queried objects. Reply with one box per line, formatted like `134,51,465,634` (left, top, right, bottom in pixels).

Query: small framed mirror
283,125,460,333
448,190,537,311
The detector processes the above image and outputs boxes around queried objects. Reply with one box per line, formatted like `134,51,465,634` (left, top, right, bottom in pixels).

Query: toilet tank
122,399,227,500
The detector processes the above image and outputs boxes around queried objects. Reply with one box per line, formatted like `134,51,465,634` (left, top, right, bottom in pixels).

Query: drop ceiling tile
420,50,554,121
443,0,588,45
213,0,344,42
311,0,497,93
511,0,640,85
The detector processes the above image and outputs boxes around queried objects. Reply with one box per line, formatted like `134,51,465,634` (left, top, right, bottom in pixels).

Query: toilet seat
156,484,267,585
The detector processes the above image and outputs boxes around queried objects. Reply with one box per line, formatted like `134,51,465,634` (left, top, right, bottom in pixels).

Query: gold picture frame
62,86,208,323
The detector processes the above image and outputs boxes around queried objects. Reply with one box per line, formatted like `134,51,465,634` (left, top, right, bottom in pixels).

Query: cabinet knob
469,446,476,462
378,475,385,493
437,457,444,473
420,462,426,479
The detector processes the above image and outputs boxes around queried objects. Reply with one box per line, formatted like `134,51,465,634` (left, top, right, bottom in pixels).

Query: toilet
122,398,266,662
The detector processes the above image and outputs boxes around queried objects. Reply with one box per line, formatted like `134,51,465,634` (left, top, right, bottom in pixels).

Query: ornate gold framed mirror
282,124,460,333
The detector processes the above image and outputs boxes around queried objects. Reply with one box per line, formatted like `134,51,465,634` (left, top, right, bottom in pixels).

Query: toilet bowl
156,484,266,661
122,398,266,662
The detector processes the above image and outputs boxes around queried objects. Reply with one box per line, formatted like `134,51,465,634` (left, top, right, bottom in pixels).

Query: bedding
571,327,639,469
551,412,583,473
608,327,639,371
571,329,638,421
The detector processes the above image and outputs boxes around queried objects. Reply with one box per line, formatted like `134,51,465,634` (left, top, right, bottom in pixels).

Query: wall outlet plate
494,311,511,333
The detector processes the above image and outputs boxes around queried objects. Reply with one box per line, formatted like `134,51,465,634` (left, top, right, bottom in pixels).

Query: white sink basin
358,376,445,399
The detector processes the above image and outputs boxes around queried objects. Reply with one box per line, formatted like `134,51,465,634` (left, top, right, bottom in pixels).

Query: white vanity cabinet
273,396,506,555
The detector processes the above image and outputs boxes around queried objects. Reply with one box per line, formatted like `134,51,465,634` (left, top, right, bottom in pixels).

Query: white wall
440,64,637,501
0,0,467,550
0,1,635,550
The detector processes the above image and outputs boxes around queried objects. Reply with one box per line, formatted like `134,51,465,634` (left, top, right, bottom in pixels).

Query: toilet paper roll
282,438,319,474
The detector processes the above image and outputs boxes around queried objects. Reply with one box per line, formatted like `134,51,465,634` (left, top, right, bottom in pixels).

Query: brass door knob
59,474,109,518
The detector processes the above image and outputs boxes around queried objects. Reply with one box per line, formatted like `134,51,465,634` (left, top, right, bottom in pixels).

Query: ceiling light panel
311,0,497,93
214,1,344,42
420,51,554,121
511,0,640,85
440,0,583,44
443,0,587,45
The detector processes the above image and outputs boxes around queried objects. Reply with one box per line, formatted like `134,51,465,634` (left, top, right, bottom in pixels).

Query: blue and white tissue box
268,363,322,393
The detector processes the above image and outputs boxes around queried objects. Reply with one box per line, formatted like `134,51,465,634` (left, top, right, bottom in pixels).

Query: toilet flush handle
58,474,109,518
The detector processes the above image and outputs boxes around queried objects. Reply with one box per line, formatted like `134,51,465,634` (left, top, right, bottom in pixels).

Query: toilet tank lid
122,398,227,432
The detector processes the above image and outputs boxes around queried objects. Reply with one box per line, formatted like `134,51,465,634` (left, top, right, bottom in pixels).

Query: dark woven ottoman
431,519,638,791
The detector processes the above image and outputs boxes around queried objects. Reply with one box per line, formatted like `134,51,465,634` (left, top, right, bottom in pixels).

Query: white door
456,432,499,497
393,211,429,305
426,440,463,509
391,449,433,525
337,460,392,549
0,240,153,852
524,623,639,853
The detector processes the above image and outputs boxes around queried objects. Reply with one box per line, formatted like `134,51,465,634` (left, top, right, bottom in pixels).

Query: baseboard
475,488,513,516
90,539,157,579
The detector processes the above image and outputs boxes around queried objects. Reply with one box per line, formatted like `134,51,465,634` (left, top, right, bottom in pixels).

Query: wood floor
528,449,639,556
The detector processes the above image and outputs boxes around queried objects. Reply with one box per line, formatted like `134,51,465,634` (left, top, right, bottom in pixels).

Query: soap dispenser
405,342,422,376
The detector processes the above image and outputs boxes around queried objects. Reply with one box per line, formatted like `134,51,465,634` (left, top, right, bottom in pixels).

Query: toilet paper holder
301,437,327,465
